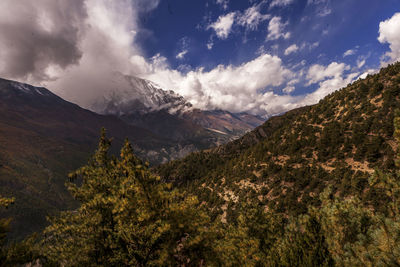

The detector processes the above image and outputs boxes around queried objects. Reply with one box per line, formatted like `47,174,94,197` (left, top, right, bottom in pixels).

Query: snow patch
92,74,192,116
12,82,32,93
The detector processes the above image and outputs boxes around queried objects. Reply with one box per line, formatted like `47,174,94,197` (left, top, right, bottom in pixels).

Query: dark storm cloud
0,0,87,82
0,0,164,109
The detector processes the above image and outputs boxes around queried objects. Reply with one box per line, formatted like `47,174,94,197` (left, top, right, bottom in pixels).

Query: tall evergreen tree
42,130,216,266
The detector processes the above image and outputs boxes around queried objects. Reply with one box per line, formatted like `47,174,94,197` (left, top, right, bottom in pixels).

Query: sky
0,0,399,117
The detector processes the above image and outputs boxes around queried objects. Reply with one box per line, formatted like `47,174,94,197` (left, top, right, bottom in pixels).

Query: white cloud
267,16,290,41
301,71,358,105
378,12,400,63
208,12,236,39
0,0,362,118
41,0,159,106
284,44,299,56
271,44,280,51
357,58,366,68
176,37,189,59
309,42,319,50
176,50,188,60
283,86,295,94
143,53,293,115
141,56,359,117
307,0,331,17
343,49,356,57
270,0,294,8
207,41,214,50
216,0,229,10
237,4,270,31
298,42,319,51
306,62,349,85
358,69,378,80
317,7,331,17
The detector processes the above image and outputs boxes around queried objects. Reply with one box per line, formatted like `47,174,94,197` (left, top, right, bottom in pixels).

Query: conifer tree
214,201,284,266
42,129,215,266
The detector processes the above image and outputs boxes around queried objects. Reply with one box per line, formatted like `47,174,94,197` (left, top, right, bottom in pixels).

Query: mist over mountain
89,73,264,138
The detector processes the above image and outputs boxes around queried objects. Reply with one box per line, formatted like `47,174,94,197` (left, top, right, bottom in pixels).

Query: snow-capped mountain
91,73,192,116
91,74,264,140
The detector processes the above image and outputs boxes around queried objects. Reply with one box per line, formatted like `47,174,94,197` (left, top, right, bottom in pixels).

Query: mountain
0,77,216,239
182,109,263,137
157,62,400,217
91,73,192,116
0,76,263,239
3,63,398,265
91,74,264,144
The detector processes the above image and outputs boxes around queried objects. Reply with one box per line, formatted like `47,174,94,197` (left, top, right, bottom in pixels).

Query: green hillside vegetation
1,121,399,266
157,62,400,217
1,63,400,265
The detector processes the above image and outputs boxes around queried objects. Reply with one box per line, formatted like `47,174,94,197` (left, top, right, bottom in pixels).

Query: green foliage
214,201,284,266
0,197,14,209
42,129,216,266
273,214,334,267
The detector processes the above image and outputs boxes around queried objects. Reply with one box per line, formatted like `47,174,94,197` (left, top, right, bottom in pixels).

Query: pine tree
272,212,334,267
214,201,284,266
42,129,216,266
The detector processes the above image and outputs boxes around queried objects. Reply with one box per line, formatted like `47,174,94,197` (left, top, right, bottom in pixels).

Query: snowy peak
0,78,54,98
90,74,265,142
91,74,192,116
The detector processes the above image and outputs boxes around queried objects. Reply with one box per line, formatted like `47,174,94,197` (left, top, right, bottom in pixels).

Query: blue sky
140,1,390,67
120,0,400,116
0,0,400,116
138,0,398,96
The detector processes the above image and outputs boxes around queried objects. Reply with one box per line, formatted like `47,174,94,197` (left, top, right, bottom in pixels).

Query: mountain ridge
156,62,400,217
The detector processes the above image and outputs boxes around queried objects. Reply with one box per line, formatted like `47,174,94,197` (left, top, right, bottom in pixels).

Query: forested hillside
157,62,400,217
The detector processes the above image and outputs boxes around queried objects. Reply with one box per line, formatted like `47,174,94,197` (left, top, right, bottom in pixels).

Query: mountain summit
90,73,264,143
91,74,192,116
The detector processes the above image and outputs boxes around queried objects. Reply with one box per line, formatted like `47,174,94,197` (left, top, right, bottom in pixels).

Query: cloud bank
0,0,381,118
378,12,400,64
0,0,87,83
